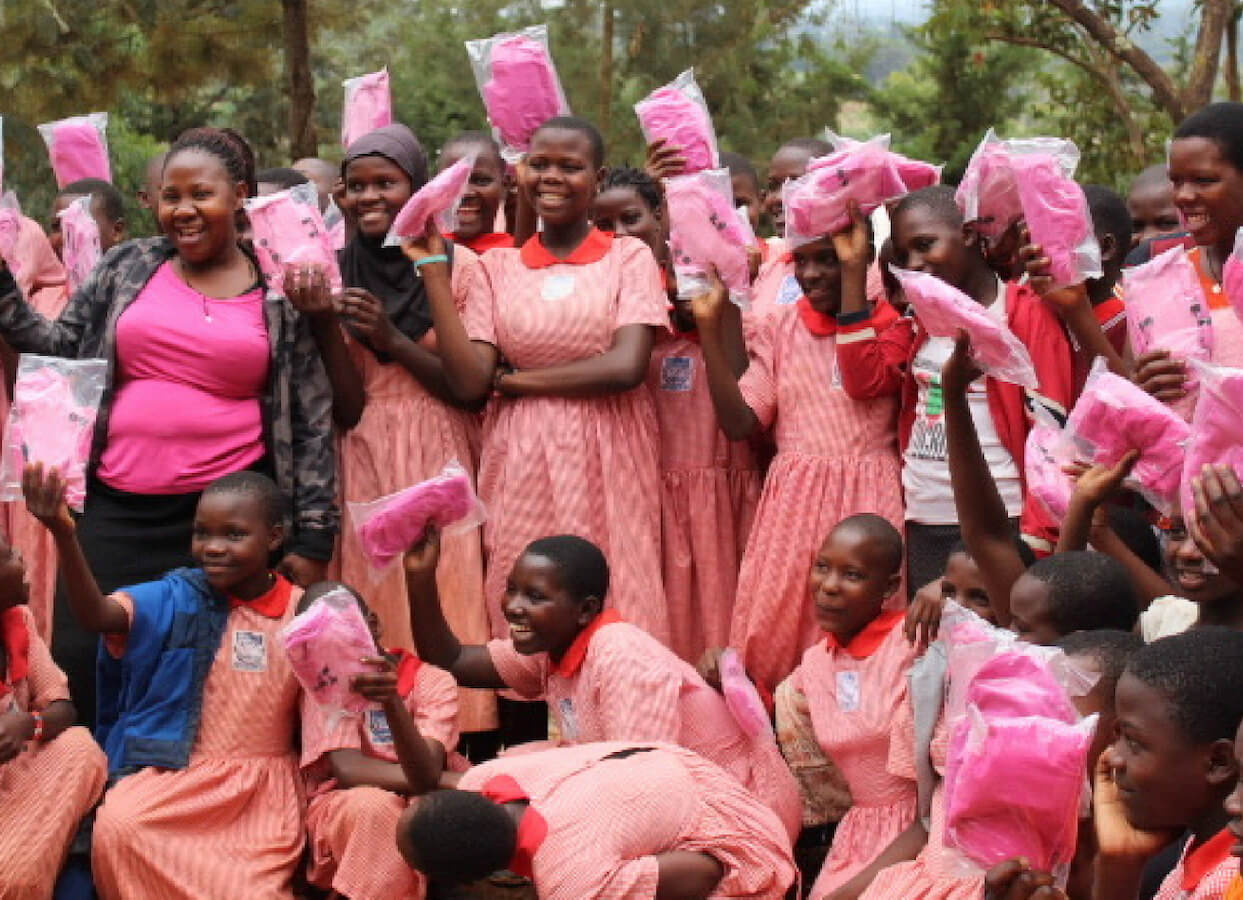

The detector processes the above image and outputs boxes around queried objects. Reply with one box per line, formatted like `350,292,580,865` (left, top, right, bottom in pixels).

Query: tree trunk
1182,0,1233,111
599,0,615,140
1228,3,1241,103
282,0,317,159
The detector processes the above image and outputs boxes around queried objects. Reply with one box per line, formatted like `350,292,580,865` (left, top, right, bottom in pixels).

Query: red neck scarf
449,231,515,254
551,609,623,678
825,609,904,660
797,295,838,337
480,774,549,880
519,228,613,269
0,607,29,694
388,648,423,697
228,574,293,618
1180,826,1236,891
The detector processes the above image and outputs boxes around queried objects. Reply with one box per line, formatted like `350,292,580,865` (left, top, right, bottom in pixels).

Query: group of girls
5,78,1243,899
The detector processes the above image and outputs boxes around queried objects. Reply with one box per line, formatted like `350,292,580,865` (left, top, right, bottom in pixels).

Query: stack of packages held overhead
955,129,1101,289
341,68,393,150
466,25,570,163
38,113,112,187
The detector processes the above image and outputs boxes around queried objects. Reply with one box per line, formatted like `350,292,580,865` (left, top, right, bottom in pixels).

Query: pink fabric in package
1224,227,1243,324
281,587,377,719
467,25,570,162
719,648,772,738
384,152,477,247
37,113,111,188
635,69,719,174
1180,362,1243,519
1123,245,1212,421
60,196,101,294
1026,408,1073,521
890,265,1038,388
1062,363,1191,515
340,69,393,150
0,192,21,277
244,183,343,295
1012,153,1100,288
956,135,1021,241
349,460,486,573
665,167,753,308
783,135,940,247
0,355,107,512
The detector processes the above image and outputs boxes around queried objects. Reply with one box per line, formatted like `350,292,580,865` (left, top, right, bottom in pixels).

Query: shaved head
292,157,340,212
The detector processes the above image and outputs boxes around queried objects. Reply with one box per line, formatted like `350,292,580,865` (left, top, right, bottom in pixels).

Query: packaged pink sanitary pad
244,182,343,295
0,355,108,512
466,25,570,163
384,152,477,247
889,265,1038,388
1181,362,1243,519
665,167,753,308
281,587,377,719
783,134,940,248
349,460,486,573
341,69,393,150
635,69,719,174
1025,407,1073,521
1223,226,1243,327
719,648,772,738
38,113,111,187
59,196,101,294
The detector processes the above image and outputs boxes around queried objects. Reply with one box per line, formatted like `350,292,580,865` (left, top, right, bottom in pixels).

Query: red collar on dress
1181,826,1236,891
449,231,515,254
0,606,29,693
480,774,549,880
779,250,794,265
389,648,423,697
228,574,293,618
758,239,771,263
552,609,623,679
1092,294,1126,326
825,608,904,660
797,295,837,336
519,228,613,269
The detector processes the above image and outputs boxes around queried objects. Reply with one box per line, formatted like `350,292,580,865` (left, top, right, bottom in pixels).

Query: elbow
608,358,649,393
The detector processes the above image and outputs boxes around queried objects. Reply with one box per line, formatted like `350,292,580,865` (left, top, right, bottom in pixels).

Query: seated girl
404,528,802,839
24,465,305,899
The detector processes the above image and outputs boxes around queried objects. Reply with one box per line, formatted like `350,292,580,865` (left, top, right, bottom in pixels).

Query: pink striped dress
92,579,306,900
646,331,760,662
487,612,802,839
337,245,495,732
302,654,465,900
457,741,797,898
469,230,671,643
730,299,904,694
0,605,106,897
783,611,918,897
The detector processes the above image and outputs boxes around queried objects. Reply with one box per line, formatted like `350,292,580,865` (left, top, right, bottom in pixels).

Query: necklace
175,255,257,322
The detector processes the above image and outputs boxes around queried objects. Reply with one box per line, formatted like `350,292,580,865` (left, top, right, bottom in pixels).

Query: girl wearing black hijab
288,123,498,741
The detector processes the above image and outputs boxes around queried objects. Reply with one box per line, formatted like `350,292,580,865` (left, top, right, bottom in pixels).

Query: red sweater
836,281,1075,551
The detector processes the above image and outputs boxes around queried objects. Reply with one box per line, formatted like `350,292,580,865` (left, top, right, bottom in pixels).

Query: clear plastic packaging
1060,360,1190,515
1223,226,1243,325
1025,405,1073,521
634,68,719,174
384,151,478,247
889,265,1038,388
37,113,111,188
955,129,1101,289
782,134,940,248
280,586,377,721
59,196,101,294
719,648,772,738
1180,361,1243,519
0,355,108,512
244,182,343,295
323,198,347,252
465,25,571,163
348,460,486,574
0,191,22,278
340,68,393,150
665,167,753,308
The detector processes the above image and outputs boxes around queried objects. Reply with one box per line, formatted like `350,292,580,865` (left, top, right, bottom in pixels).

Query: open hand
644,139,686,182
1069,450,1140,509
830,202,872,271
21,463,75,539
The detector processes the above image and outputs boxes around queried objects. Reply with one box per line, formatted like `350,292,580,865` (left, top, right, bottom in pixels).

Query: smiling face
892,203,975,292
763,146,814,237
808,526,900,645
191,491,283,598
158,149,247,266
1163,517,1239,609
592,186,664,259
791,236,845,315
501,552,598,659
521,128,601,227
342,155,414,240
1168,136,1243,252
442,144,506,242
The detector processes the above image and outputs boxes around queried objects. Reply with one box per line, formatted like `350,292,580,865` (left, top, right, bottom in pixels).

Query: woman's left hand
276,553,327,588
339,288,399,354
283,264,336,320
400,217,447,264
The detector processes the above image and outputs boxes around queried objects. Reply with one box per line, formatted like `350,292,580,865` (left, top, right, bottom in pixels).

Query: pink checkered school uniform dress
468,230,671,643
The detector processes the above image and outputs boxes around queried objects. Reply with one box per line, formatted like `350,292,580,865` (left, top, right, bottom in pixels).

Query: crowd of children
7,65,1243,900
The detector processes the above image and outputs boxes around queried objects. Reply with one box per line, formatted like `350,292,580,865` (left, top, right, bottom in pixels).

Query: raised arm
404,530,505,688
22,464,129,634
691,274,760,441
942,334,1028,627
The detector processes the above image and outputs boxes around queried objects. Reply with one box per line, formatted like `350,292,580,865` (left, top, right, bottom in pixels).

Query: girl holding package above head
23,466,306,899
592,167,760,662
0,128,338,730
285,123,496,739
0,529,107,899
837,185,1074,589
409,116,671,644
694,203,905,695
405,528,803,839
298,580,465,900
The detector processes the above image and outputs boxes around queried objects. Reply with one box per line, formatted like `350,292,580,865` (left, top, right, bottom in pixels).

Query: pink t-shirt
98,261,269,494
